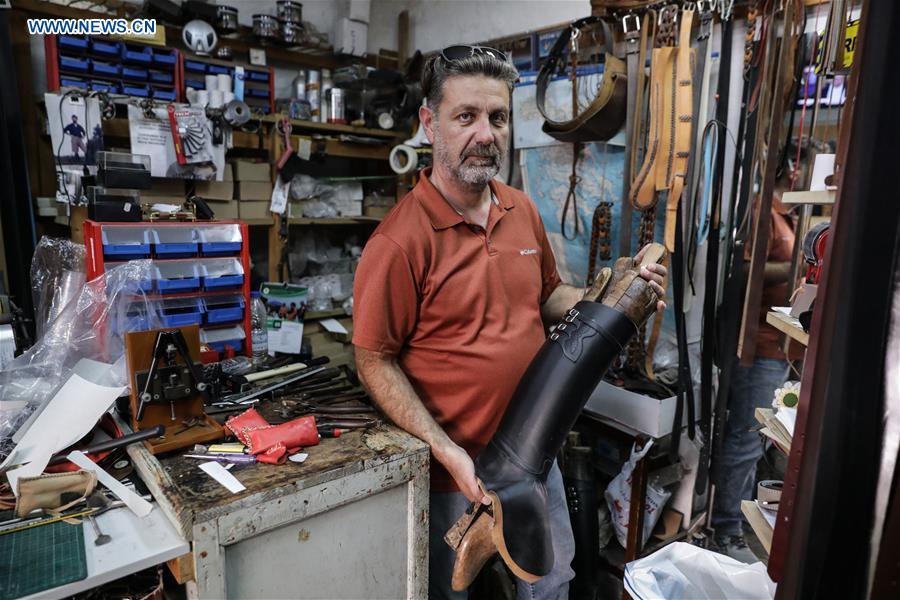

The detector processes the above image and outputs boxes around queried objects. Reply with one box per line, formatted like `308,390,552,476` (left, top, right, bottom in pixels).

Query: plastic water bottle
250,291,268,366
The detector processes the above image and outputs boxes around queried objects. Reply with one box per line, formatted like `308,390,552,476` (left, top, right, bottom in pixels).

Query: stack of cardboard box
234,161,273,220
304,316,354,367
192,161,274,221
194,166,237,219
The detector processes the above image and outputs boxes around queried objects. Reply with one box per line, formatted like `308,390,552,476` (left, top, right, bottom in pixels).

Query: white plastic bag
624,542,776,599
604,440,672,547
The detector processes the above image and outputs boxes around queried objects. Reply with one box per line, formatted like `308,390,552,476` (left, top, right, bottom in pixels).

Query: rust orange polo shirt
352,168,562,492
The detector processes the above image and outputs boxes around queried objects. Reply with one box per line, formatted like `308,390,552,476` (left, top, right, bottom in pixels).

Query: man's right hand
435,442,491,505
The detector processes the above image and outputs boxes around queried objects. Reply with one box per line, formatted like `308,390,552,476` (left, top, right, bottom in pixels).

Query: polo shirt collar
415,167,516,230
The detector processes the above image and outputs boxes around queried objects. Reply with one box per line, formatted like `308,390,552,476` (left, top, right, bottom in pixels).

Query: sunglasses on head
439,45,509,64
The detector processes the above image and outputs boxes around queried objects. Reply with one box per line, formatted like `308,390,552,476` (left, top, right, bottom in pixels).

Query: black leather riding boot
473,300,635,579
563,444,600,600
445,243,666,591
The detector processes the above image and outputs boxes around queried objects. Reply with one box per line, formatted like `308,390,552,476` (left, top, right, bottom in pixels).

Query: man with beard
352,47,666,599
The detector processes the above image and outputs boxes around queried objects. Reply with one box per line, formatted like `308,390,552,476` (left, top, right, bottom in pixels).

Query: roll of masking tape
389,144,418,175
757,480,783,505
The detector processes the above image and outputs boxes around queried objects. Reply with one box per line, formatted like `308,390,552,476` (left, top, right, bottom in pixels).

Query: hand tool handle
47,425,166,465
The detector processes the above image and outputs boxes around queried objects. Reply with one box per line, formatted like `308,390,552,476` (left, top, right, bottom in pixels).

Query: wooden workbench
127,423,429,599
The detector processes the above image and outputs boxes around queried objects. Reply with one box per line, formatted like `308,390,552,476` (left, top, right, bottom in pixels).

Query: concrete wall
366,0,590,55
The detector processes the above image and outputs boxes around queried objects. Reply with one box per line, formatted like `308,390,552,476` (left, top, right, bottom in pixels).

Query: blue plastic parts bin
122,84,150,97
90,40,120,57
151,88,176,101
247,88,270,99
122,66,148,81
91,81,119,93
207,64,230,75
149,70,173,84
152,49,177,66
122,45,152,64
184,60,206,73
248,70,269,82
158,300,203,327
58,36,89,52
204,297,244,325
60,55,90,72
93,61,120,77
203,273,244,291
61,77,89,90
156,274,200,294
200,241,241,256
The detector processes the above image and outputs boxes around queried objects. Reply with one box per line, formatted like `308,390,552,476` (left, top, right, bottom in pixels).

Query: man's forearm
540,283,586,324
355,347,455,456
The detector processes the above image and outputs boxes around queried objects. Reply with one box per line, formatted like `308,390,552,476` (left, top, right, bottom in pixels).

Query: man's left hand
634,243,667,312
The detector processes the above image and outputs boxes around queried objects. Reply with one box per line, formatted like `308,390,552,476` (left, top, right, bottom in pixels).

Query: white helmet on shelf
183,20,218,56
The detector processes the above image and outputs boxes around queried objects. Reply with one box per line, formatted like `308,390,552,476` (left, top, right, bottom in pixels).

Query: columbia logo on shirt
520,248,538,256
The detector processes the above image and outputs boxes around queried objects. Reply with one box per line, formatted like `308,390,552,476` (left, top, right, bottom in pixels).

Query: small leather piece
226,408,319,465
15,470,97,517
448,245,666,585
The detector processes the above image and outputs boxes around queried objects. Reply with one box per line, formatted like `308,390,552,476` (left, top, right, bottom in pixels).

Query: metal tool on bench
136,329,209,422
85,492,111,546
210,364,331,410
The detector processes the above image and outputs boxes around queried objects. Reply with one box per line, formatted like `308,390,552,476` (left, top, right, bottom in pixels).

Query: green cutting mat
0,520,87,599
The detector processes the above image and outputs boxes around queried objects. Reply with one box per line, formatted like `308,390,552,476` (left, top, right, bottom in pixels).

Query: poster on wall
127,105,225,180
45,92,104,166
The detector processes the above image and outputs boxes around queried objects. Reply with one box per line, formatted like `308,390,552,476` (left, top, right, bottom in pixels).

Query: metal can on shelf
307,70,321,118
217,5,239,34
282,20,304,45
252,14,280,41
276,0,303,24
327,87,346,124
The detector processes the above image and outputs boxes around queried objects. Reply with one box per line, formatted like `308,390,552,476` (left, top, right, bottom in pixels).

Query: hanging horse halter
537,16,627,241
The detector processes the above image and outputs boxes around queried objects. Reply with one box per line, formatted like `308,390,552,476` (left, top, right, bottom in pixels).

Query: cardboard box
142,194,186,206
233,160,271,182
333,198,362,217
239,201,270,220
148,178,186,196
194,180,234,200
206,199,239,220
222,163,234,181
334,17,367,57
237,181,273,200
584,380,701,438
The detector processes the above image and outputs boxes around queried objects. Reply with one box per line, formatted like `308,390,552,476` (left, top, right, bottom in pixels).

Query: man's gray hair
422,52,519,112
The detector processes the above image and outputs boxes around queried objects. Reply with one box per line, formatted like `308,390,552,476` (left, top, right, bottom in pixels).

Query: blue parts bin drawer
200,241,241,255
200,325,246,354
61,77,89,90
122,45,152,64
207,64,230,75
203,295,245,324
247,88,270,99
58,36,89,52
91,81,119,93
122,66,148,81
152,227,198,258
122,84,150,97
152,49,177,66
60,55,90,72
184,60,207,73
198,224,243,256
152,88,177,101
149,70,173,84
154,262,201,293
93,61,121,77
248,70,269,82
158,298,202,327
201,257,244,291
101,226,151,259
90,40,120,57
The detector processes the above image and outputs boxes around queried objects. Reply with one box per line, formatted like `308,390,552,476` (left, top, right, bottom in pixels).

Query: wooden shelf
781,190,836,206
766,310,810,347
288,217,381,226
243,218,275,225
741,500,773,556
262,115,402,139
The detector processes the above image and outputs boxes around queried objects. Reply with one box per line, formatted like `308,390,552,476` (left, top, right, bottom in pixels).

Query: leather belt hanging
619,13,642,258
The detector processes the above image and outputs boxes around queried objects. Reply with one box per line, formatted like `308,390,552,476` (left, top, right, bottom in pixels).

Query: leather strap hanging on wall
619,13,642,259
536,17,627,143
561,142,583,241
